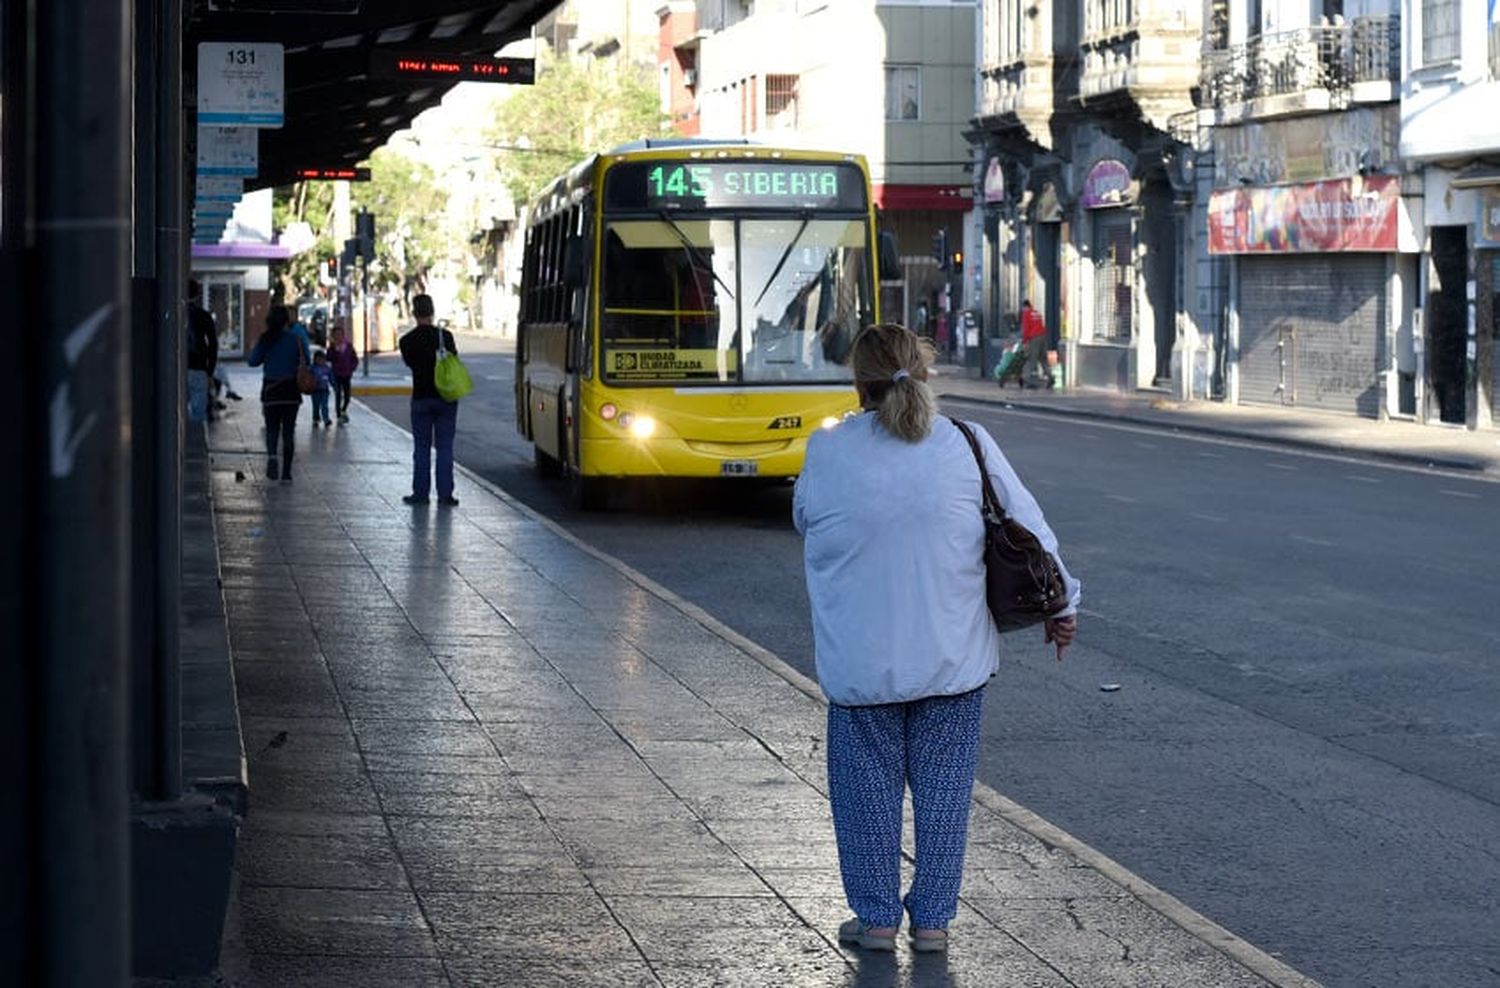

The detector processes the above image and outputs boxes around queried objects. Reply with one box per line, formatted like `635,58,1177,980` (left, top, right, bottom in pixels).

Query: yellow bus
515,139,900,509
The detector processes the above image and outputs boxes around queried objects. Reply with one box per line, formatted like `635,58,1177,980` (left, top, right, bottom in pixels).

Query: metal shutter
1092,214,1134,342
1238,255,1387,417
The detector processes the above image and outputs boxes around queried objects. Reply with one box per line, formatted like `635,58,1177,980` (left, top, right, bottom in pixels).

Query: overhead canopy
188,0,559,189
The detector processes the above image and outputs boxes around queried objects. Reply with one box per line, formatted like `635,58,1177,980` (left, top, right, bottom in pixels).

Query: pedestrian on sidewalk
1020,299,1050,389
327,325,359,424
186,280,218,424
247,305,312,483
310,350,334,427
793,323,1080,954
398,294,460,507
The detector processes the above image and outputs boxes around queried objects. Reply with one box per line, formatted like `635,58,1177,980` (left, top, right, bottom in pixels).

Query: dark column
0,0,134,982
131,0,184,803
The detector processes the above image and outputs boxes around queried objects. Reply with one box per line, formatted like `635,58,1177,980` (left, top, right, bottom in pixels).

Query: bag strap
947,417,1009,525
434,326,449,359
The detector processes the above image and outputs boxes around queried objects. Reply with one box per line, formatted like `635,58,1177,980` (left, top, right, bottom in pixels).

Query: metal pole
363,247,372,376
156,0,184,800
0,0,38,975
31,0,132,981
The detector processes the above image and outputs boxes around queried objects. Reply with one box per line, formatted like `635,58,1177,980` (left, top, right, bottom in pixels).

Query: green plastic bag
434,334,473,402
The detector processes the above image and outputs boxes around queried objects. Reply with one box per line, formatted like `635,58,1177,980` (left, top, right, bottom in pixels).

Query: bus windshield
600,216,870,385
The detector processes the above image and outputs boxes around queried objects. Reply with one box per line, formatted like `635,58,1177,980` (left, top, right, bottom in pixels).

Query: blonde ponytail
850,324,936,442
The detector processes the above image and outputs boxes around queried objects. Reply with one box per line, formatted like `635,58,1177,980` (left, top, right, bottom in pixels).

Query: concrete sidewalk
932,365,1500,475
199,392,1316,987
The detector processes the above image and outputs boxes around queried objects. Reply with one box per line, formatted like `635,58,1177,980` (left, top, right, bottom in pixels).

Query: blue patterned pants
827,687,984,930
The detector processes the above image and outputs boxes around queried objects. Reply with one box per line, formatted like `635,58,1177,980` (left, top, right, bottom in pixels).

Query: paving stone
235,661,343,719
236,811,406,891
246,764,381,815
222,953,448,987
234,887,436,957
351,718,496,756
583,863,773,898
444,957,661,988
340,687,473,721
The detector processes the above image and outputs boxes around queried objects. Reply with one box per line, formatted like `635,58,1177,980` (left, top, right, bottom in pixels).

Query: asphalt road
364,335,1500,988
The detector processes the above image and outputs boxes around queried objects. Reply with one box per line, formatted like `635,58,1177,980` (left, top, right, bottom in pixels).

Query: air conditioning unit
683,68,698,88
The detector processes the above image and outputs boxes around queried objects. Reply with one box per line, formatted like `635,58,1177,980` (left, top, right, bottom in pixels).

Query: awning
873,184,973,212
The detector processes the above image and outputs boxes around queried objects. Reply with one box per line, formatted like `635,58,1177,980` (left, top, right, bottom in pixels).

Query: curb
935,387,1492,474
350,384,412,397
356,398,1326,988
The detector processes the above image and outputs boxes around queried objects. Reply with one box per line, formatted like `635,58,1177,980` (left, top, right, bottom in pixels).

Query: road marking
1078,432,1103,440
483,375,508,382
1193,512,1227,523
1346,475,1382,484
1266,462,1298,471
1104,493,1141,504
1197,451,1223,459
1290,534,1334,547
1439,488,1480,499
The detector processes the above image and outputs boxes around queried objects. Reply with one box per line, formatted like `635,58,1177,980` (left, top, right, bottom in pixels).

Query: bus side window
563,206,588,372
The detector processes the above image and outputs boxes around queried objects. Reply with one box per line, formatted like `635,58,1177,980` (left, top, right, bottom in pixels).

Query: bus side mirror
878,231,902,282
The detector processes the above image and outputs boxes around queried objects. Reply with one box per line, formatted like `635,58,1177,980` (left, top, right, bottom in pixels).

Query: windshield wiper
656,211,736,300
753,212,811,309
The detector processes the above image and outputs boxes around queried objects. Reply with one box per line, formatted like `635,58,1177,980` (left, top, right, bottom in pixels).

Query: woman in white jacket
794,323,1080,953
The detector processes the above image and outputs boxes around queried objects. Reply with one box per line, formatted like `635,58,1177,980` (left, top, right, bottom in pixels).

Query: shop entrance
1427,226,1468,424
1032,222,1062,350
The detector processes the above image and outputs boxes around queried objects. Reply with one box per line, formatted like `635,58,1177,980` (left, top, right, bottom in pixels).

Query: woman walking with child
794,323,1080,953
247,305,311,483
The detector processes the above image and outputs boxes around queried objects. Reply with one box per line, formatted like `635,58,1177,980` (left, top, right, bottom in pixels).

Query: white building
662,0,980,336
1399,0,1500,427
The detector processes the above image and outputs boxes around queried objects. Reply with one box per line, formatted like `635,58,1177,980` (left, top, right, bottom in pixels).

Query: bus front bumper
579,435,812,479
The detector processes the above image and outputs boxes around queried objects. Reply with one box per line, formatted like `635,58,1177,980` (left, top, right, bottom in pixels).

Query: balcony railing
1351,16,1399,84
1199,16,1399,110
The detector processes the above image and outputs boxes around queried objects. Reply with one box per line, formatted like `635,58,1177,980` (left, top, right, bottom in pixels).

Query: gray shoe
837,917,896,952
909,929,948,953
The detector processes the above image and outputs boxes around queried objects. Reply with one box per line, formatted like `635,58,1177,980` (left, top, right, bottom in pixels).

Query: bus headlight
820,416,841,430
627,414,656,439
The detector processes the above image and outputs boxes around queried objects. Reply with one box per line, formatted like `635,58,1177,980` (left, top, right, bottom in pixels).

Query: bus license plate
721,460,758,477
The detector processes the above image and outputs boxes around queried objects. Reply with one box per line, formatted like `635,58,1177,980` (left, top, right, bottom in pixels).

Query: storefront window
1092,214,1133,343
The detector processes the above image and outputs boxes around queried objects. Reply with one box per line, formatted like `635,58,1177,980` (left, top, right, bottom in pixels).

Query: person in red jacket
1020,299,1051,389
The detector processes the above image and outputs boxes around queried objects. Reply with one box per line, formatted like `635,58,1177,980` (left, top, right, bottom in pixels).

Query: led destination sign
606,161,866,212
294,167,370,181
368,50,536,84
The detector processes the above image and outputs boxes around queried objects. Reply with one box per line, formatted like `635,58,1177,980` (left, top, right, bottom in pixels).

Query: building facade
1399,0,1500,427
659,0,980,342
972,0,1201,392
1198,0,1414,420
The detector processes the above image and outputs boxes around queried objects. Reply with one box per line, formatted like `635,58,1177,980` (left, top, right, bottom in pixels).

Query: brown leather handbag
294,337,317,395
949,417,1069,632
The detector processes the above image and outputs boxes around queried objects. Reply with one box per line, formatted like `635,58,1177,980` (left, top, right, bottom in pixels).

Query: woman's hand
1043,615,1077,662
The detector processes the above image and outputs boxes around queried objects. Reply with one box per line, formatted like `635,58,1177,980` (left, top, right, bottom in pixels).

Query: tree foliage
353,145,451,310
489,49,666,206
270,181,336,302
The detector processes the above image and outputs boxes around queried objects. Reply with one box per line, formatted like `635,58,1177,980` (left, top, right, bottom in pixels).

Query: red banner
1207,175,1399,254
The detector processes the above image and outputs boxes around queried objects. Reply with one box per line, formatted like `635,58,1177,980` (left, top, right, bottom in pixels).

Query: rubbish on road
235,470,246,482
1100,683,1121,692
248,527,263,539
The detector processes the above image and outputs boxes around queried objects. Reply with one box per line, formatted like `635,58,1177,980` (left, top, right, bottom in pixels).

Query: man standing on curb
398,294,460,507
1020,299,1051,390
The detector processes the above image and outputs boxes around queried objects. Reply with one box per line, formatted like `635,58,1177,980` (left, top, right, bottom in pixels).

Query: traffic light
950,249,963,272
932,229,948,270
355,211,376,258
324,256,338,280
